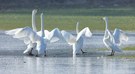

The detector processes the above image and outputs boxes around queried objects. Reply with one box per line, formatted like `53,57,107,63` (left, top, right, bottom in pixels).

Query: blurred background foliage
0,0,135,31
0,0,135,10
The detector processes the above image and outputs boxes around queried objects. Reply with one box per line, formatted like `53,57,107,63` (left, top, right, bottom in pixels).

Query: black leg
108,50,115,56
35,55,39,57
29,48,34,56
111,50,115,56
81,49,86,54
44,51,47,56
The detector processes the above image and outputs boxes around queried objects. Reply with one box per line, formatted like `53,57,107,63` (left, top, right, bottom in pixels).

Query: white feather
103,17,128,53
61,22,92,55
113,28,128,46
61,30,76,45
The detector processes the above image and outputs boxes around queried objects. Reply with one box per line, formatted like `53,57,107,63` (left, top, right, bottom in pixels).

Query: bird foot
108,50,115,56
44,51,47,56
108,53,114,56
81,49,87,54
29,53,34,56
82,51,87,54
35,55,39,57
44,54,47,57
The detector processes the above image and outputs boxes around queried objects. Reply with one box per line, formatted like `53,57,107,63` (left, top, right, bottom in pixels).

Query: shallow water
0,56,135,74
0,31,135,74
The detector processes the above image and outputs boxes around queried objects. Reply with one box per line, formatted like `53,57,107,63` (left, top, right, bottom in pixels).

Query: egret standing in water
6,9,38,55
103,17,128,56
6,13,46,56
6,11,64,56
61,22,92,55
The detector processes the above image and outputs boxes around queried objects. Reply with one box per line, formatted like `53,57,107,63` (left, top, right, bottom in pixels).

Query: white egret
6,13,46,56
61,22,92,55
26,9,63,55
6,10,64,56
103,17,128,56
23,9,37,55
6,9,38,55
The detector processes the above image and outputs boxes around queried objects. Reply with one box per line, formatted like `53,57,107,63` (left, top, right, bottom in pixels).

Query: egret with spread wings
103,17,128,56
6,12,63,56
61,22,92,55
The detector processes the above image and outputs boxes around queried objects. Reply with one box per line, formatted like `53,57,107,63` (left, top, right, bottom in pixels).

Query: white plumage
5,11,64,56
6,13,46,56
61,22,92,55
103,17,128,56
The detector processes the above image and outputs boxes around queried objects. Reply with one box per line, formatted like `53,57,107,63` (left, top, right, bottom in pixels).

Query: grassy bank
0,8,135,31
124,46,135,50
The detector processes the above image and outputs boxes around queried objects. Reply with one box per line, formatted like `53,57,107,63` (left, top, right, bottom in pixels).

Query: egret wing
47,28,65,43
104,39,122,52
61,30,76,45
6,27,40,44
5,28,23,35
37,30,50,38
113,28,128,45
103,30,122,52
76,27,92,41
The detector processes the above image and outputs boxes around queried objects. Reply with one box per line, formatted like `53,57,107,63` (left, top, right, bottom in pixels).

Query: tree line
0,0,135,10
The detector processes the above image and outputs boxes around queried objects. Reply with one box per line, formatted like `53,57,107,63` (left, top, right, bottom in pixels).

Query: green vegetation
100,46,135,51
124,46,135,50
0,8,135,31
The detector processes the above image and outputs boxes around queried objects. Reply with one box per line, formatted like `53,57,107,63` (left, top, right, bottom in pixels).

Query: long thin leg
36,55,39,57
29,48,34,56
35,50,46,57
111,50,115,56
44,51,47,56
81,49,86,54
108,50,115,56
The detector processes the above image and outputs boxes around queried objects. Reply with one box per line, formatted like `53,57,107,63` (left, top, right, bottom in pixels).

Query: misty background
0,0,135,10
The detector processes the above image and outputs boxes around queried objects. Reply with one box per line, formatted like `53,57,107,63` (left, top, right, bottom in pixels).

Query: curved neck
41,13,45,37
104,19,108,30
76,22,79,34
32,11,37,32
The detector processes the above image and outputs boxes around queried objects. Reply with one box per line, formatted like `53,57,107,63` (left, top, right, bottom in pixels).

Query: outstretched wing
76,27,92,41
113,28,128,46
5,28,23,35
103,29,122,52
38,28,67,43
61,30,76,45
37,30,50,38
47,28,65,43
5,27,40,44
104,39,122,52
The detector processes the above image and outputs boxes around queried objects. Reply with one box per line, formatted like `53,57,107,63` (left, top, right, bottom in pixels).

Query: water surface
0,31,135,74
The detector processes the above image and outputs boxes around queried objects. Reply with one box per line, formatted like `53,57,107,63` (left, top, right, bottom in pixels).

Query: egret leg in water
44,51,47,56
108,50,115,56
102,17,128,56
81,49,86,54
61,24,92,55
29,48,34,56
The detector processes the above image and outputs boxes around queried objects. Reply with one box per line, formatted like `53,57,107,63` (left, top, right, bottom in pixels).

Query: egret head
32,9,38,14
102,17,108,21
